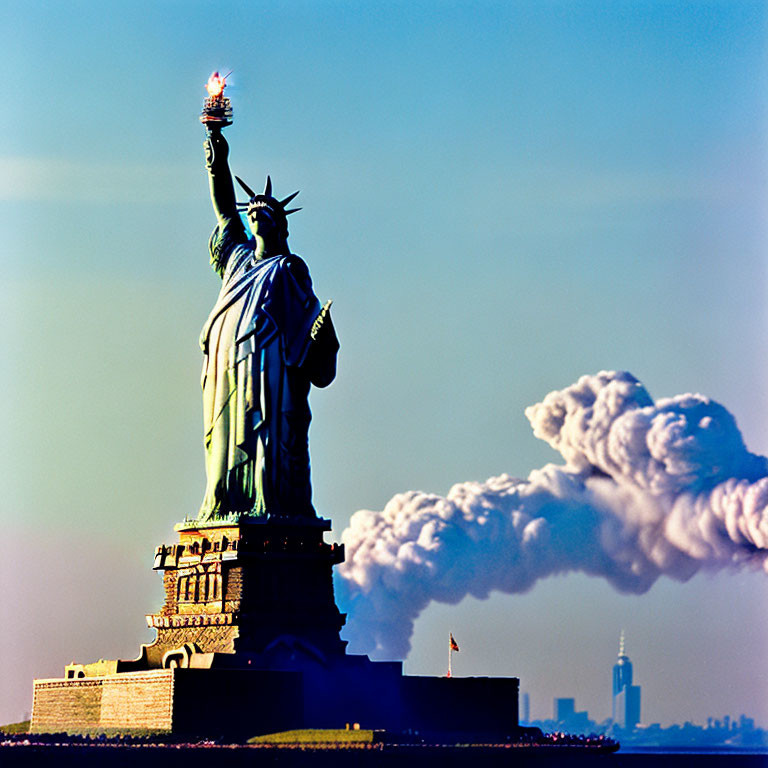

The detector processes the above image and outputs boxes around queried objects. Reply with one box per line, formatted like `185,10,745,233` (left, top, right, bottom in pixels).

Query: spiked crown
235,175,301,238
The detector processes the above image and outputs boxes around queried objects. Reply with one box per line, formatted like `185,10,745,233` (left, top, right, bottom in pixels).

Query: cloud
336,371,768,659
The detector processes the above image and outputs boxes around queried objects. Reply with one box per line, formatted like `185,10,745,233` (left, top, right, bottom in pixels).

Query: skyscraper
521,692,530,724
612,631,641,729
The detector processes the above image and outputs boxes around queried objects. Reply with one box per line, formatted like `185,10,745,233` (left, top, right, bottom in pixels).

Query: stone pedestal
31,513,521,739
141,515,347,668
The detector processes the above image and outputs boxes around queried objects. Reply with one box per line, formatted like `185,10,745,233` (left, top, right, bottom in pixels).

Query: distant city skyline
521,631,766,748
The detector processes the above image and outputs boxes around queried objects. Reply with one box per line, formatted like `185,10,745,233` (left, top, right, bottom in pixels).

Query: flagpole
448,632,452,678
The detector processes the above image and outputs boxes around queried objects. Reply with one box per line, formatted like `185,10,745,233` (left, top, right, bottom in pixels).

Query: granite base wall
402,675,519,735
31,670,174,734
31,668,304,738
173,669,303,737
32,667,519,739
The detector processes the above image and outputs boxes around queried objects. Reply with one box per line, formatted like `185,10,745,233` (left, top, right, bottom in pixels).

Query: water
1,745,767,767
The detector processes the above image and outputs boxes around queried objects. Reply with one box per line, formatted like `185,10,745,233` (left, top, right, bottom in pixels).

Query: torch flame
205,71,226,98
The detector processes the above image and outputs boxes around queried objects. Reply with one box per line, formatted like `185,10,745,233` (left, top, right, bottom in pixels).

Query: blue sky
1,0,766,727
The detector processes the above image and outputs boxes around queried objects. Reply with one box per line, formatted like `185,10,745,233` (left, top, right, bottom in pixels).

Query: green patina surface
197,121,338,523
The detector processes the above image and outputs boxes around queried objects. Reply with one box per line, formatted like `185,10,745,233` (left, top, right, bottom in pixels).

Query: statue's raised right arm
203,126,249,274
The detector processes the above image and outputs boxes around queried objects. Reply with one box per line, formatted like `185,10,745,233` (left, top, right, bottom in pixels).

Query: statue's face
247,198,284,245
248,206,276,237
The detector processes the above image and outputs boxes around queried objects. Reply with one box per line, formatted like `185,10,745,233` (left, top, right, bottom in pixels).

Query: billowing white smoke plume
336,371,768,659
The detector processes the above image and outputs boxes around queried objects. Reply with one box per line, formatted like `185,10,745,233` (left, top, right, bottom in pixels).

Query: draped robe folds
198,238,336,521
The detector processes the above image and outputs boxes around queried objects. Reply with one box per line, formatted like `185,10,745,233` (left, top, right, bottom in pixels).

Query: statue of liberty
198,76,338,522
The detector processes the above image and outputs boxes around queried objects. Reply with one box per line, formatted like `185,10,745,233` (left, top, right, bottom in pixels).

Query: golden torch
200,71,233,127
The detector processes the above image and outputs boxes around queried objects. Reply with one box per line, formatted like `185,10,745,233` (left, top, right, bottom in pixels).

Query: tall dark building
612,632,641,729
521,692,530,724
